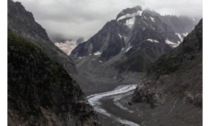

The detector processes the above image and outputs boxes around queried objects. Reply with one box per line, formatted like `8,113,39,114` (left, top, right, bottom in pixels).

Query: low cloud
14,0,202,41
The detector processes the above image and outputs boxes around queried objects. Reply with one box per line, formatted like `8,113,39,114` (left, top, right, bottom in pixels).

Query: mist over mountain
71,6,198,73
14,0,202,42
8,0,202,126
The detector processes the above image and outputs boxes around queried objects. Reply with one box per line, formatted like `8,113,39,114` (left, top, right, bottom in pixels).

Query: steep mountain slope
72,6,173,59
8,0,76,76
8,0,50,42
8,0,98,125
161,15,198,34
71,6,198,73
8,32,97,126
8,0,118,97
72,6,197,58
141,9,198,34
114,10,198,72
114,38,171,72
129,20,202,126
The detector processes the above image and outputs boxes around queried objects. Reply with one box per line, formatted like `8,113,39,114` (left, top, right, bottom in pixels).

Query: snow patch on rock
117,10,142,21
94,51,102,56
150,17,155,22
175,33,183,41
118,34,122,39
175,33,183,42
126,44,132,52
147,39,159,43
125,17,136,28
182,32,189,37
165,39,180,48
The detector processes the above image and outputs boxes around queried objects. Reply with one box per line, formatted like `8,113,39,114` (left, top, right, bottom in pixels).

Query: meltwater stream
87,84,140,126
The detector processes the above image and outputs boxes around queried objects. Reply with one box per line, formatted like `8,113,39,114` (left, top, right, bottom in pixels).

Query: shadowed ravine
87,84,140,126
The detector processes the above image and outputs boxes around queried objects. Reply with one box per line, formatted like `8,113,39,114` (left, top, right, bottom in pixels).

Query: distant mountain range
7,0,202,125
54,38,85,56
55,40,78,55
71,6,199,73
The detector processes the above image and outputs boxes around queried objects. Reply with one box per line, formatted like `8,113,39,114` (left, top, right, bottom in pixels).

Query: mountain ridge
132,19,202,108
8,0,98,125
71,6,198,74
8,0,77,76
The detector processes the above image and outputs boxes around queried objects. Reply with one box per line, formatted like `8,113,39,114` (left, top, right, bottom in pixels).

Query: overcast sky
14,0,202,42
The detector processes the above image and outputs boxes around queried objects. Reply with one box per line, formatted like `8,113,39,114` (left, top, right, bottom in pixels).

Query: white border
0,0,205,126
0,0,7,125
203,0,209,125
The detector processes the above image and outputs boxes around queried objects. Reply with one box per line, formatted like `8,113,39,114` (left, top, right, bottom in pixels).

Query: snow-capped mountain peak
71,6,198,63
116,6,142,21
116,6,143,29
116,10,142,21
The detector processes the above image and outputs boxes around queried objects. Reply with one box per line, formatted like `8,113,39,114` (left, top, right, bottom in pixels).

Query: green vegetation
8,32,95,125
150,55,181,78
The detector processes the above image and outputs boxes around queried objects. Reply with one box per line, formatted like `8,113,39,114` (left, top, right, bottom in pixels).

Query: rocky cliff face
72,6,173,59
160,15,199,34
8,0,76,76
132,19,202,109
125,19,202,126
71,6,198,72
114,37,171,72
8,33,98,126
8,0,98,125
113,9,198,72
8,0,50,42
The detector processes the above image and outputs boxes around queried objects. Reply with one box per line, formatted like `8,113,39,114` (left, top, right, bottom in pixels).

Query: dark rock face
161,15,199,34
132,20,202,108
8,0,50,42
116,6,142,20
71,6,198,72
8,33,98,126
72,20,129,60
115,41,171,72
8,0,98,125
150,20,202,78
8,0,76,76
129,20,202,126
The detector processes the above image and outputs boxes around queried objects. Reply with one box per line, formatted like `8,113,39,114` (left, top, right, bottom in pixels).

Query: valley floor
87,84,140,126
86,83,202,126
